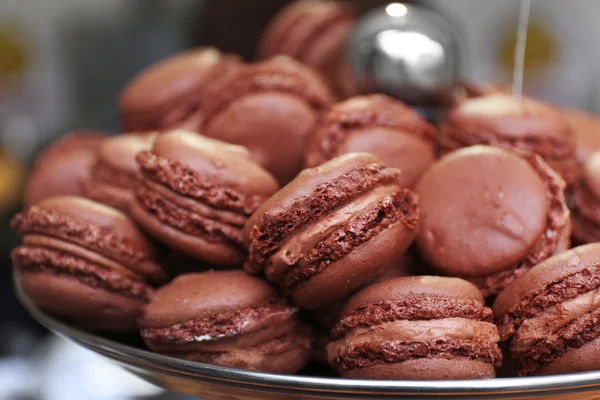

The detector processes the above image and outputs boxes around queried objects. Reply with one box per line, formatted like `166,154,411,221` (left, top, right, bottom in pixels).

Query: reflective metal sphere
344,3,462,106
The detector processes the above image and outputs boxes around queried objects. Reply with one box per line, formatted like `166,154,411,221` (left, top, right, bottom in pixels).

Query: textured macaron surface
416,146,569,297
327,276,501,378
11,196,164,284
305,95,437,187
133,130,278,265
494,243,600,376
139,271,311,373
243,153,419,303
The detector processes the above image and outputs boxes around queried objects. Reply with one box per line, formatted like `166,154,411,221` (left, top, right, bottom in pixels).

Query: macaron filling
11,206,164,282
496,264,600,340
12,246,151,300
277,190,419,291
140,300,296,346
468,151,569,296
332,296,493,338
245,163,401,272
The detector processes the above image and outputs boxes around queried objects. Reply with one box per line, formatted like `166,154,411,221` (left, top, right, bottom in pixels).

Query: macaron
257,0,356,96
415,145,570,297
201,56,334,184
494,243,600,376
305,94,438,188
327,276,502,380
130,130,279,267
81,133,156,212
571,152,600,244
24,130,104,208
565,109,600,166
119,48,240,133
139,270,312,373
243,152,420,309
11,196,165,331
440,93,578,185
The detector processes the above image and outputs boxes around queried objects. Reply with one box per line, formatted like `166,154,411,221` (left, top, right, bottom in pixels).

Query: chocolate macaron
565,109,600,166
571,152,600,244
201,56,334,184
494,243,600,376
327,276,502,380
119,48,240,132
130,130,279,267
24,130,104,208
139,270,312,373
416,145,570,297
81,133,156,212
257,0,356,96
244,153,419,309
305,94,438,188
11,196,165,331
440,93,578,185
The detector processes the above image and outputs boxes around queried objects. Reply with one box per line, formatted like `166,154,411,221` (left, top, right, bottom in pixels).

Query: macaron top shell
565,109,600,165
95,133,157,175
139,271,279,329
119,48,239,116
202,56,333,127
146,130,278,197
342,276,485,317
443,94,575,158
11,196,164,282
416,146,551,277
305,94,438,169
581,152,600,199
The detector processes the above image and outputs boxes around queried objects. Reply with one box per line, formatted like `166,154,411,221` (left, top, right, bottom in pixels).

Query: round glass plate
13,272,600,400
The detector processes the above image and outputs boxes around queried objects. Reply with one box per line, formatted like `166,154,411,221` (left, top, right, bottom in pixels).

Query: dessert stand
14,273,600,400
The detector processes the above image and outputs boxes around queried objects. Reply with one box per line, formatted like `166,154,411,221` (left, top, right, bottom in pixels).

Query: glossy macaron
119,48,240,133
440,93,578,185
138,270,312,373
24,130,104,208
243,152,419,309
305,94,438,188
415,145,570,297
494,243,600,376
11,196,165,331
327,276,502,380
565,109,600,166
201,56,334,184
81,132,156,211
257,0,356,96
571,151,600,244
130,130,279,267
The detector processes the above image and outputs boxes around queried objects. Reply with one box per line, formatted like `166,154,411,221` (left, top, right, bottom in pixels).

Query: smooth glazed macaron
130,130,279,267
571,152,600,244
440,93,578,185
415,145,570,297
81,133,156,211
565,109,600,166
257,0,356,96
305,94,438,188
201,56,334,184
24,130,104,208
119,48,240,132
243,153,419,309
494,243,600,376
327,276,502,380
11,196,165,331
139,271,312,373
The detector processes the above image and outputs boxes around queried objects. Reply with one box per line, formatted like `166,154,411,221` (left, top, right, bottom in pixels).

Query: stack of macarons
11,2,600,380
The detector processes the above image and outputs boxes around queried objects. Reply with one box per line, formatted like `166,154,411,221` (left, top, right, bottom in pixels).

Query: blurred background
0,0,598,398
